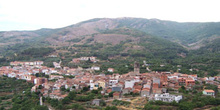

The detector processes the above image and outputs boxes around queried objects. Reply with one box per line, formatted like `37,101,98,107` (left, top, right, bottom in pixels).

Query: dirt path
130,97,146,109
115,97,147,110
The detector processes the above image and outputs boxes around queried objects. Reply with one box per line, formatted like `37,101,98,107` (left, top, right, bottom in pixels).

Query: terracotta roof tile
204,89,215,93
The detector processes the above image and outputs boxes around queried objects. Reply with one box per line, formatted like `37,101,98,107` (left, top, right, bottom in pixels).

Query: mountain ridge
46,17,220,49
0,17,219,76
0,17,219,56
1,17,220,48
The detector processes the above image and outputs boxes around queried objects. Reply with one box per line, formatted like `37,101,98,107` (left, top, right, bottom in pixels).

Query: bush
104,106,118,110
109,92,114,97
62,97,71,104
34,105,49,110
68,91,76,100
91,90,99,94
178,102,194,110
211,106,220,110
0,107,4,110
21,47,54,58
74,93,94,102
99,100,106,106
70,104,85,110
144,104,159,110
112,99,130,106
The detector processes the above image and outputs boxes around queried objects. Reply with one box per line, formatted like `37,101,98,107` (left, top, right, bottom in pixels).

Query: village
0,57,220,108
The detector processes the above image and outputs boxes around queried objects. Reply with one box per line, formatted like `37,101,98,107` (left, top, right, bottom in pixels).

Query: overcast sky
0,0,220,31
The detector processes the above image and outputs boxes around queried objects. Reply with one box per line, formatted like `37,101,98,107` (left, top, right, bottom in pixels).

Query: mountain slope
1,17,220,51
114,18,220,48
44,17,220,49
0,17,219,76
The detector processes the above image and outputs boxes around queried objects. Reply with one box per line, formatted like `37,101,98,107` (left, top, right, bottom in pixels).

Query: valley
0,17,219,110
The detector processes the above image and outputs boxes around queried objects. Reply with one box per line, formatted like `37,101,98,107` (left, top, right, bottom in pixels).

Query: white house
108,68,114,72
189,75,198,81
109,79,118,86
80,57,89,61
154,93,182,103
50,69,58,74
53,61,61,69
91,66,100,71
125,79,140,88
203,89,215,97
208,77,215,81
42,69,49,73
90,80,95,90
8,73,16,78
34,61,44,65
168,75,178,79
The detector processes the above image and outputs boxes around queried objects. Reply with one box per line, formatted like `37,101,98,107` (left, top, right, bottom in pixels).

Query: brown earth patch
94,34,133,45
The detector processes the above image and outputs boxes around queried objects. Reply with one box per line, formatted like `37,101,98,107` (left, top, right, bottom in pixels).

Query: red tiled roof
133,89,141,93
204,89,215,93
124,87,132,90
134,85,142,90
142,88,150,91
113,92,120,96
107,89,112,93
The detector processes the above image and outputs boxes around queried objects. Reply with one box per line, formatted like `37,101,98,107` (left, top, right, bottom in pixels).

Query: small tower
134,61,140,75
40,96,43,106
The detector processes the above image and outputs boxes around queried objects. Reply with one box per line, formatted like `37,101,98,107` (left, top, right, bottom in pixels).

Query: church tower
134,61,140,75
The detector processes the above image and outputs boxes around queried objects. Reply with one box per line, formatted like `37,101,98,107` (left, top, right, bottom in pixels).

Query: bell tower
134,61,140,75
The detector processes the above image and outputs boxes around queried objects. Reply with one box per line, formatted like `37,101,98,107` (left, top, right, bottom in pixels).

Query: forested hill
50,17,220,49
114,18,220,46
1,18,220,51
0,17,219,76
1,18,220,49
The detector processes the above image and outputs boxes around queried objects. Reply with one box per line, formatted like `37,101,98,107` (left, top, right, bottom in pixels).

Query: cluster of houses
1,61,220,103
72,56,98,63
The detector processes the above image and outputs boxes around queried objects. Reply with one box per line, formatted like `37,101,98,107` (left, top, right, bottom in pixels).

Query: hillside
1,18,220,51
0,17,219,76
44,18,220,49
115,18,220,48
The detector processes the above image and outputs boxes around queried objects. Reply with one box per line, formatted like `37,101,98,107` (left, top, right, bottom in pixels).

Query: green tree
144,104,159,110
68,91,76,100
62,97,71,104
104,106,118,110
109,91,114,97
56,104,64,110
71,104,85,110
34,105,49,110
0,106,4,110
91,90,99,94
82,86,89,92
60,86,66,91
178,102,194,110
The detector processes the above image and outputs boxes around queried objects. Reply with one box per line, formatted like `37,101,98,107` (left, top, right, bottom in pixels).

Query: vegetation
104,106,118,110
0,18,219,75
0,17,220,109
116,18,220,45
67,38,82,42
66,103,85,110
147,92,220,110
112,99,130,106
11,92,48,110
0,76,33,93
45,90,101,109
143,103,159,110
35,73,49,78
20,47,54,58
0,76,47,110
